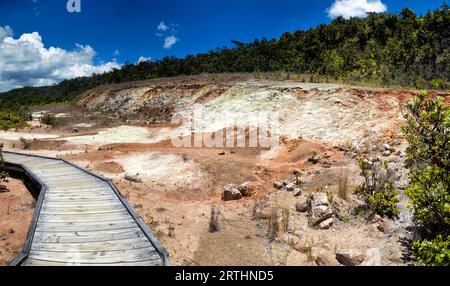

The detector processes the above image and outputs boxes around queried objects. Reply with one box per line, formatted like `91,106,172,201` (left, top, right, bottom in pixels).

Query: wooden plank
39,212,130,223
33,229,145,244
45,187,111,194
41,205,127,215
22,258,161,266
41,201,123,208
43,198,120,204
34,227,142,236
41,177,101,184
35,220,137,232
45,183,109,190
28,248,160,264
43,193,117,201
31,237,153,253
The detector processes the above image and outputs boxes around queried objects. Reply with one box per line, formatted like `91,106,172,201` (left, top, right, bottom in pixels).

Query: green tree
402,92,450,266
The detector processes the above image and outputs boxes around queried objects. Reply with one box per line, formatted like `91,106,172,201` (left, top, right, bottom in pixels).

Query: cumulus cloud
0,26,119,92
137,56,151,63
163,36,179,50
327,0,387,19
156,21,179,50
0,25,13,40
157,21,169,32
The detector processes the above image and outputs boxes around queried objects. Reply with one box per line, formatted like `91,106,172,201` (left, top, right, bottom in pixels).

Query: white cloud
113,49,120,57
0,26,13,40
163,36,178,50
156,21,180,50
0,26,119,92
137,56,151,63
157,21,169,32
327,0,387,19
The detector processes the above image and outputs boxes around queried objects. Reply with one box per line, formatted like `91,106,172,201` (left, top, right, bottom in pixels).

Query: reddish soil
0,179,34,266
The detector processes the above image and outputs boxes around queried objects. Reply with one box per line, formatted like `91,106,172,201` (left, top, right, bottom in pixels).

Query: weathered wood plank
41,205,128,215
29,248,159,264
39,212,130,223
33,229,145,244
35,220,137,232
31,237,153,252
22,258,161,266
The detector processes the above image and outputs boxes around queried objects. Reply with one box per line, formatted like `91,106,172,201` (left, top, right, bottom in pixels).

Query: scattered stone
336,251,365,266
124,174,142,183
293,188,302,197
382,150,391,157
284,183,296,192
238,182,255,197
273,181,283,190
362,248,382,266
309,205,333,227
308,155,321,164
383,144,391,151
296,201,309,213
316,251,339,266
319,218,334,230
218,151,226,156
72,128,80,133
332,197,349,221
308,192,330,208
222,185,242,201
282,180,291,187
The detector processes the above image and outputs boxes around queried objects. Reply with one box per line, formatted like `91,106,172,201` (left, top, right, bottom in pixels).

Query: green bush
19,137,32,150
355,158,400,219
0,144,9,188
0,111,25,131
402,92,450,266
412,236,450,266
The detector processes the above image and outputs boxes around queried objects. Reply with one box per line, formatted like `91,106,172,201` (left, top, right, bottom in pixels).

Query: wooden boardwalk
1,151,169,266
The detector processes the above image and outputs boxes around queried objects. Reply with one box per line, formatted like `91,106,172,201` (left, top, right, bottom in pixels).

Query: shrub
412,236,450,266
0,111,25,131
402,93,450,265
0,144,9,190
19,137,32,150
355,158,400,219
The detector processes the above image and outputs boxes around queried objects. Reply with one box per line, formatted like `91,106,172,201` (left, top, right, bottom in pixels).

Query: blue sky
0,0,445,91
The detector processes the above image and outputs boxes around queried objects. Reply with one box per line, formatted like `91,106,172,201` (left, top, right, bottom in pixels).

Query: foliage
402,92,449,235
0,111,26,131
412,235,450,266
19,137,32,150
0,144,9,187
0,6,449,110
402,92,450,265
40,114,56,126
355,158,400,218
